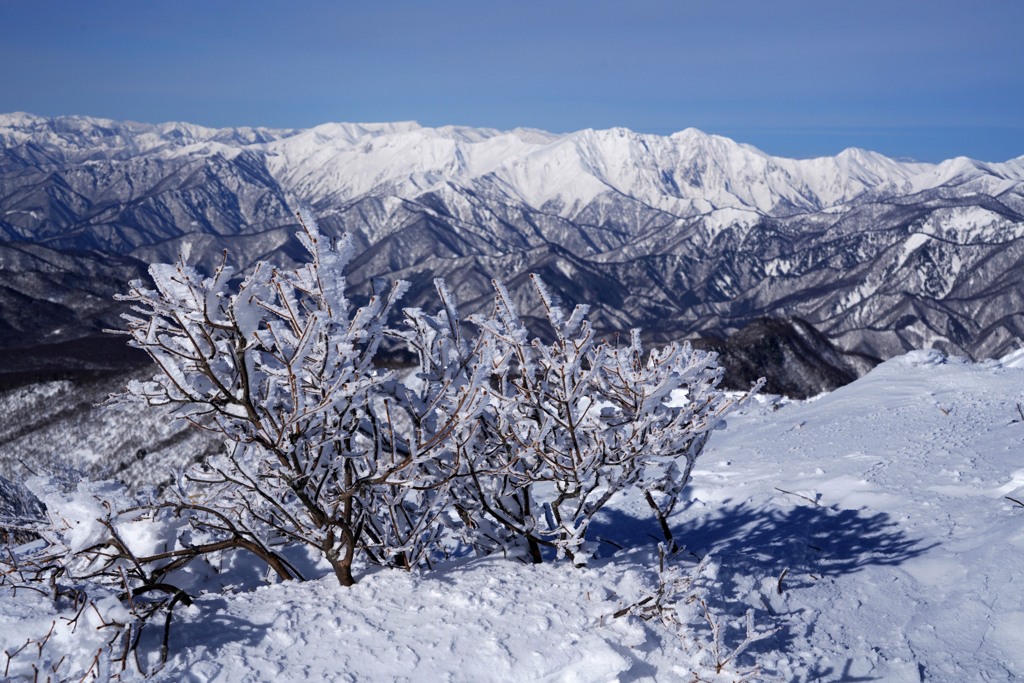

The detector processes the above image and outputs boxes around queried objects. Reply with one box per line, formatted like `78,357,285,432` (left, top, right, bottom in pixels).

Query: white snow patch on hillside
896,231,930,271
919,206,1024,242
701,207,763,240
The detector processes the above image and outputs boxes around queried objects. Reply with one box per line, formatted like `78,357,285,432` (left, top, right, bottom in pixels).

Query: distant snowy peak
908,155,1024,194
4,112,1022,219
0,112,299,160
259,118,1022,217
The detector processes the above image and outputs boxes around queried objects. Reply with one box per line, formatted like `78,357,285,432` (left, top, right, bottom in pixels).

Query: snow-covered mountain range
3,112,1024,381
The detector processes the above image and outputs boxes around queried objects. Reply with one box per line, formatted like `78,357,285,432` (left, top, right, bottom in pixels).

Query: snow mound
998,346,1024,368
157,560,640,683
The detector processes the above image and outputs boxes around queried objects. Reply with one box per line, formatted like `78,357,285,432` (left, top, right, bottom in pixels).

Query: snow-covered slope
4,350,1022,681
0,369,221,489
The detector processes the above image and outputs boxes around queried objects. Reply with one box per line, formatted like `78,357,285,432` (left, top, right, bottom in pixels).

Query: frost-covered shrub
109,211,756,583
615,546,778,682
1,211,760,678
114,212,486,586
1,477,283,678
451,277,755,563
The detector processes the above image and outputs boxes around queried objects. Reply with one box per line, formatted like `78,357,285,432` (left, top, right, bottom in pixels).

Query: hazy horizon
2,1,1022,162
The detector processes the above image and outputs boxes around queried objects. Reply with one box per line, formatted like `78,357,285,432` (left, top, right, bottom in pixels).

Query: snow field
3,349,1024,681
681,350,1024,681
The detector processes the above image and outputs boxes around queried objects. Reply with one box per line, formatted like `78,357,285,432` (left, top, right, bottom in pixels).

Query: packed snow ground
3,349,1023,681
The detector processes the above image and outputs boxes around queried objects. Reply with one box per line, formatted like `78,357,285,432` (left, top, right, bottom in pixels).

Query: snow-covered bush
615,546,778,682
451,277,754,563
1,477,278,678
106,211,755,583
113,213,488,586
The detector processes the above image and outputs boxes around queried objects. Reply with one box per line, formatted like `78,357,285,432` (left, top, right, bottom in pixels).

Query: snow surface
3,350,1024,681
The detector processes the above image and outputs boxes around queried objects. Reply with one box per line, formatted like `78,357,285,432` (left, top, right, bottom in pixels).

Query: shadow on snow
592,496,935,586
591,497,935,682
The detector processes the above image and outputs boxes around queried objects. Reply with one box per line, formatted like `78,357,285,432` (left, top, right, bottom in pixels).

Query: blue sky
2,1,1022,161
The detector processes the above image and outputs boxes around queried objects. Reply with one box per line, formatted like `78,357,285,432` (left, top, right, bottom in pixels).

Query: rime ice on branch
114,210,760,584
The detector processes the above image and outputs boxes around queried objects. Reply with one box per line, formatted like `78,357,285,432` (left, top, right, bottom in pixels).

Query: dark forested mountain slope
3,113,1023,391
